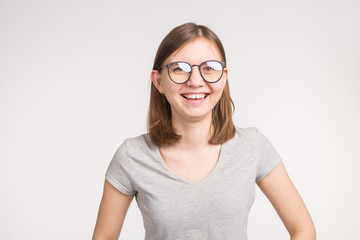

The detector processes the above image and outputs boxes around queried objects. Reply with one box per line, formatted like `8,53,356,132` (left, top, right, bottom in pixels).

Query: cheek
159,72,171,91
213,81,227,97
162,84,181,103
163,83,176,95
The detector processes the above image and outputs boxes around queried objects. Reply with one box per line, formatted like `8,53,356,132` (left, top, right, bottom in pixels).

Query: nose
186,65,205,87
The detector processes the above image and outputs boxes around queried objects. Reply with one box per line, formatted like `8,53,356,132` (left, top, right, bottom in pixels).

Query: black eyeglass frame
160,60,226,84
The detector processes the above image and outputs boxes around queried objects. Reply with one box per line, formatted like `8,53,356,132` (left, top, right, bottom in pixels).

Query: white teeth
183,94,207,99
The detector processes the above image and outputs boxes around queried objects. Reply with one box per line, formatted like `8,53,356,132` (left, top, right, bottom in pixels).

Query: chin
183,111,213,122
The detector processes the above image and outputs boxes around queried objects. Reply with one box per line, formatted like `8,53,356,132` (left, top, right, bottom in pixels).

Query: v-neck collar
152,139,228,187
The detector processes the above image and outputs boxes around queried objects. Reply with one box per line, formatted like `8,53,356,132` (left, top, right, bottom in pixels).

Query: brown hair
147,22,236,146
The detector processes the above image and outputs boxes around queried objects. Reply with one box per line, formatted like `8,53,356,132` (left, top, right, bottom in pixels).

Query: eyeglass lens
168,61,224,83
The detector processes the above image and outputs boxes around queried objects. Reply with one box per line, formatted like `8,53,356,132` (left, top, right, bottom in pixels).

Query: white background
1,0,359,239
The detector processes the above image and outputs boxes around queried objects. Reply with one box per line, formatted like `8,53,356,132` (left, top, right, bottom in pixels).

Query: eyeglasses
160,60,226,84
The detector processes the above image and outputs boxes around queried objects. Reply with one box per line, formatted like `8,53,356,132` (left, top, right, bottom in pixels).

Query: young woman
93,23,316,240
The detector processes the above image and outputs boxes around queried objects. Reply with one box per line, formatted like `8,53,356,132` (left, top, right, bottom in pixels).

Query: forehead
166,38,222,63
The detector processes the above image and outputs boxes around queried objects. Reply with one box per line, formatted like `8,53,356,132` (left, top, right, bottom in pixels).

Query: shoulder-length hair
147,22,236,146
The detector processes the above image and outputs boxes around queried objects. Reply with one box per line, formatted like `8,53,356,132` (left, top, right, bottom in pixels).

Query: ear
151,70,164,94
223,67,228,82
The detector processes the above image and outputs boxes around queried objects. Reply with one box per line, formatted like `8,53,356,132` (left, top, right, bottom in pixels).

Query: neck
171,114,214,150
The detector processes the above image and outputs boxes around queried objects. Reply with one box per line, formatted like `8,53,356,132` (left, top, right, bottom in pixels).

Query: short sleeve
253,128,282,183
105,141,137,195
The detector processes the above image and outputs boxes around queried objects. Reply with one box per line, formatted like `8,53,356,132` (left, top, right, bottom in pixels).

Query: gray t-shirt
105,127,282,240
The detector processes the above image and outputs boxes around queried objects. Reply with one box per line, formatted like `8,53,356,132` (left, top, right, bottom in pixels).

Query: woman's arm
257,162,316,240
92,179,134,240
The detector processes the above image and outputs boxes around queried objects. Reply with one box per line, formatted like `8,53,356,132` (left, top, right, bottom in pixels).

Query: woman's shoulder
233,126,262,140
224,126,270,147
235,126,258,134
121,132,156,154
230,126,279,152
123,132,149,144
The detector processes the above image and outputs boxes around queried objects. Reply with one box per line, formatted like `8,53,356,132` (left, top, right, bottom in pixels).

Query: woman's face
151,38,228,124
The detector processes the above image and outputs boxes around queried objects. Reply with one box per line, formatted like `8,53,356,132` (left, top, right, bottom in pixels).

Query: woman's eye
173,67,184,72
203,66,215,71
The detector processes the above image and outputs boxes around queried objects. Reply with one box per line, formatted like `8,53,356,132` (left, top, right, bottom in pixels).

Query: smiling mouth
181,93,209,100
